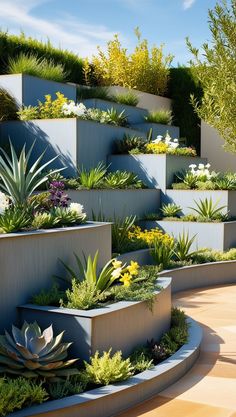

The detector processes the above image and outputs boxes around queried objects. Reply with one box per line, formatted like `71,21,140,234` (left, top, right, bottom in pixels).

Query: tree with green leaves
187,0,236,152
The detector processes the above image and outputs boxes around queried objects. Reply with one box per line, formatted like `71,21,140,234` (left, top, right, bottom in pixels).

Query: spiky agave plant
0,322,78,378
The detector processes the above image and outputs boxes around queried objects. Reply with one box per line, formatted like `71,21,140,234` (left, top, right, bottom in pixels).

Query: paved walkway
118,284,236,417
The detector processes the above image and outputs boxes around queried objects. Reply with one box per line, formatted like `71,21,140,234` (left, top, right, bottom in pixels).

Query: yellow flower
146,142,168,154
111,267,122,279
112,260,122,269
120,273,132,287
127,261,139,276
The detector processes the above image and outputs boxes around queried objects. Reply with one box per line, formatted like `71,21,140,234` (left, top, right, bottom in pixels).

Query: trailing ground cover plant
88,28,173,95
144,109,173,125
0,321,79,378
18,93,128,126
0,88,18,121
8,53,67,82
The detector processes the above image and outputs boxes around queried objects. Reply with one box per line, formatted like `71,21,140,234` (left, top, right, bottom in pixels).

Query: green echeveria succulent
0,322,78,378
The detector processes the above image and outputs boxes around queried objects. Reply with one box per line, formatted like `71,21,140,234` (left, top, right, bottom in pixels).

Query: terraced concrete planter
67,189,160,219
0,74,76,106
163,189,236,217
0,222,111,331
9,317,201,417
141,219,236,251
81,98,148,124
107,85,172,112
118,248,153,265
0,119,146,176
108,154,207,190
159,261,236,293
19,277,171,361
132,122,179,138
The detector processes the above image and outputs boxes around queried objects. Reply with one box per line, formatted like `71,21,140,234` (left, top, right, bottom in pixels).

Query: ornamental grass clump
112,91,139,106
84,349,134,386
144,109,173,125
0,322,79,378
189,197,228,221
0,88,18,121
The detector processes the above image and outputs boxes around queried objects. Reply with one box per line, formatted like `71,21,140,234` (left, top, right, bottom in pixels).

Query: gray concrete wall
81,98,148,124
107,86,172,112
118,249,153,265
159,261,236,293
0,74,76,106
108,155,207,190
163,190,236,217
132,123,179,139
201,121,236,172
67,189,160,220
141,219,236,251
0,222,111,330
19,277,171,361
0,119,147,177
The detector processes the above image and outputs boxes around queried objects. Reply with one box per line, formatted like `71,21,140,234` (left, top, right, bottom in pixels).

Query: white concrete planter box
9,317,201,417
159,261,236,293
0,222,111,331
81,98,148,124
132,122,179,139
19,277,171,361
108,154,207,190
107,85,172,112
118,248,153,265
67,189,160,219
0,74,76,106
141,219,236,251
163,189,236,217
0,119,146,177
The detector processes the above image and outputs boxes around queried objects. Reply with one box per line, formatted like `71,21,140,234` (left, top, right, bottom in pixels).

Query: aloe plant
189,197,228,220
77,162,107,189
0,141,62,206
173,232,200,261
0,322,78,378
161,203,182,218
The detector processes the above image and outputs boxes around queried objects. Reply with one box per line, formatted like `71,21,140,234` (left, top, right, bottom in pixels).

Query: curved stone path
118,284,236,417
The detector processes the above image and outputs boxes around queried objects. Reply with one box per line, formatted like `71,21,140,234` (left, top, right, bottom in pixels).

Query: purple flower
48,181,71,208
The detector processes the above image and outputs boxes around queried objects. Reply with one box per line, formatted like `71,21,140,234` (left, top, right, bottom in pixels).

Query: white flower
152,135,163,144
0,192,9,215
111,267,122,279
173,138,179,143
164,132,172,144
61,102,87,117
69,202,84,216
205,163,211,169
169,141,179,149
198,163,205,170
189,164,197,169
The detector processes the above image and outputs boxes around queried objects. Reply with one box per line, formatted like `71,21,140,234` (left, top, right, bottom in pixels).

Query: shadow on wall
0,120,75,175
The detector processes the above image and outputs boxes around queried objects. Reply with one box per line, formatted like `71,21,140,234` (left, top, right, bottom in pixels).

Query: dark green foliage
32,283,64,306
0,88,18,121
0,206,32,233
115,134,147,154
168,67,202,154
47,374,89,399
0,31,84,84
77,86,112,101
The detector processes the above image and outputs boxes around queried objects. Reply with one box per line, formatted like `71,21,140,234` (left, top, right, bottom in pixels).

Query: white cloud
0,0,116,56
183,0,196,10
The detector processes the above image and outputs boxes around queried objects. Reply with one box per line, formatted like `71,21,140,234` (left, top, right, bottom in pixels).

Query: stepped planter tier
163,189,236,217
19,277,171,361
67,189,160,219
108,155,207,190
159,261,236,293
0,74,76,106
0,119,146,177
107,85,172,112
132,122,179,139
9,317,201,417
140,219,236,251
118,248,153,265
81,98,148,124
0,222,111,331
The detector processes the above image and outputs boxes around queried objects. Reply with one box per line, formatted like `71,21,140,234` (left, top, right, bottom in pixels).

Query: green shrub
151,238,175,269
32,283,63,306
130,349,153,372
0,88,18,121
8,53,67,82
64,280,107,310
0,31,84,83
115,134,147,154
48,374,88,400
0,206,31,233
0,377,48,416
104,171,145,189
90,28,173,96
112,91,139,106
144,109,173,125
77,86,112,101
84,349,134,385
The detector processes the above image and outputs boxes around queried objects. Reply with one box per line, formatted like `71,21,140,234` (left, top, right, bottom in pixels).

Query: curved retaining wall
9,317,202,417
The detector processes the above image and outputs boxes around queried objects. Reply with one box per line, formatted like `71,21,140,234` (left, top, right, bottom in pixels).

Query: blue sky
0,0,217,65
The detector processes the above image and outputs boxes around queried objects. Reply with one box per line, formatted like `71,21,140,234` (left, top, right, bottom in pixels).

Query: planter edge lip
159,259,236,276
0,73,76,88
19,277,171,318
8,316,201,417
0,221,112,240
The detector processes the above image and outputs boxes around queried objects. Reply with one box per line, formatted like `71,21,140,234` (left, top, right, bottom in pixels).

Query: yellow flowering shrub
38,92,68,119
145,142,168,154
90,29,173,96
128,226,173,247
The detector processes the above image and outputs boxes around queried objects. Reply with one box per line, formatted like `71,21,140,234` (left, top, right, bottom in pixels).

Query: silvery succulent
0,322,78,378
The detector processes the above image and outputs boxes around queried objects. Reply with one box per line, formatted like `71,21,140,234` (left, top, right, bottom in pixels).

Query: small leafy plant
115,134,147,154
150,238,175,269
84,349,134,385
173,232,199,261
77,163,107,189
144,109,173,125
189,197,228,221
0,206,31,233
104,171,144,189
112,91,139,106
161,203,182,218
